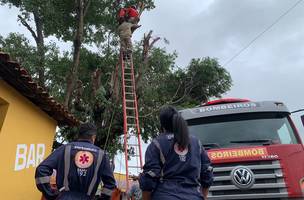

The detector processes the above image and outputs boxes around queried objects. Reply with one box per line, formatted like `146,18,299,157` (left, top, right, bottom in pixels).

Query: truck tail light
300,178,304,193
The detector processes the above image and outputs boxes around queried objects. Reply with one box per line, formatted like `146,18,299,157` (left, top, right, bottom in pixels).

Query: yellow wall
0,80,57,200
114,173,133,192
0,97,9,132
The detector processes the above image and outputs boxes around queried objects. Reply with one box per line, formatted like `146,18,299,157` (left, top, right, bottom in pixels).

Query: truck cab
180,99,304,200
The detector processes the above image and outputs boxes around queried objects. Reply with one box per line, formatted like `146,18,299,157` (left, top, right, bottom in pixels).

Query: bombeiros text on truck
180,98,304,200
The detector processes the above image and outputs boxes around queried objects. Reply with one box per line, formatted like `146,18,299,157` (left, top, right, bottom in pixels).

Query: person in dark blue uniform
139,106,213,200
35,123,116,200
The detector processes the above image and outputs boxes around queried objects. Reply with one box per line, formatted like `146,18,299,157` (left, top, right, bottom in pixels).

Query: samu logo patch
75,151,94,169
174,143,188,162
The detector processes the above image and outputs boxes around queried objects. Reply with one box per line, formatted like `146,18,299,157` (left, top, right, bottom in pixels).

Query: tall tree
1,0,155,107
0,32,233,153
0,33,60,82
64,0,91,108
0,0,49,86
40,0,155,108
0,1,232,154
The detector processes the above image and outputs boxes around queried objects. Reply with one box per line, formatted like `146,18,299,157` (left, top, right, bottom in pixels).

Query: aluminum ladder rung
128,144,140,146
126,107,136,110
128,166,141,168
128,135,138,138
127,116,136,118
130,154,141,157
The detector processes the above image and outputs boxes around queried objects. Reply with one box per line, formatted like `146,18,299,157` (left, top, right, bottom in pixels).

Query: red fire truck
180,98,304,200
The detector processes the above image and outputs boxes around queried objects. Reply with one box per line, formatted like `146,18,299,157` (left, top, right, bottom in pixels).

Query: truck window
277,123,293,144
187,112,299,149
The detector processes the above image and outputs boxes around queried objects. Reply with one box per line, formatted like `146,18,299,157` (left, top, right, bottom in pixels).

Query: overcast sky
1,0,304,171
134,0,304,139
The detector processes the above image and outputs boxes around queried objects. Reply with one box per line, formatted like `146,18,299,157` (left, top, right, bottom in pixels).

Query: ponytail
160,106,190,150
172,113,189,150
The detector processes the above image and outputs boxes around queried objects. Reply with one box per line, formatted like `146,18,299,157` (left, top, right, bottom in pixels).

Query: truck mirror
301,115,304,127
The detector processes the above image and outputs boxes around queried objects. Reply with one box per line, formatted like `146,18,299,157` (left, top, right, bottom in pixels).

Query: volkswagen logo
231,166,255,189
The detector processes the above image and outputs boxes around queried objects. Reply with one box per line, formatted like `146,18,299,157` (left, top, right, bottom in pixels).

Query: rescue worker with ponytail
139,106,213,200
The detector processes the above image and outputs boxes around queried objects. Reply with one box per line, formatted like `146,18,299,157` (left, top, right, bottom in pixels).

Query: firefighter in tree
118,6,140,24
35,123,116,200
118,5,141,60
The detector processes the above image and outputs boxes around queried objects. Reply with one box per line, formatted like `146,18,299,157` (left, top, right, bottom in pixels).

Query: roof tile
0,52,79,126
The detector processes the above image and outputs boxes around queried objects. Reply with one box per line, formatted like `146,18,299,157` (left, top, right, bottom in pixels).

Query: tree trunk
136,31,160,92
18,10,45,87
33,10,45,87
64,0,86,108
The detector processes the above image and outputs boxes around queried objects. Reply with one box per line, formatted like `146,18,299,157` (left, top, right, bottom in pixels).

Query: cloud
136,0,304,139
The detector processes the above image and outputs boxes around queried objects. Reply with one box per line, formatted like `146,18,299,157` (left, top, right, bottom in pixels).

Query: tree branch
137,31,160,87
18,15,38,42
149,37,160,51
138,2,145,17
140,80,185,118
83,0,91,17
140,72,200,119
91,68,102,96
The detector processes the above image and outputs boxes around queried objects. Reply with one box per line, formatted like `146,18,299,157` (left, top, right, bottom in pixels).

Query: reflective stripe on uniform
152,139,165,181
35,176,51,185
198,138,202,180
147,170,157,178
152,140,165,165
63,145,72,192
100,187,113,196
87,149,104,196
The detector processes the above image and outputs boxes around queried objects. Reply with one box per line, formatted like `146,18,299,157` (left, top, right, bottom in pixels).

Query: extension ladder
120,52,143,190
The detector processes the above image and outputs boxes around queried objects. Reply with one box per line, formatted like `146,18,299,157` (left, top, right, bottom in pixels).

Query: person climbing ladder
118,6,140,24
118,5,141,60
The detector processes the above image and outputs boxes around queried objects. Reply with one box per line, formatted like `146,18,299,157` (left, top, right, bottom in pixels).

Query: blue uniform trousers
152,181,203,200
